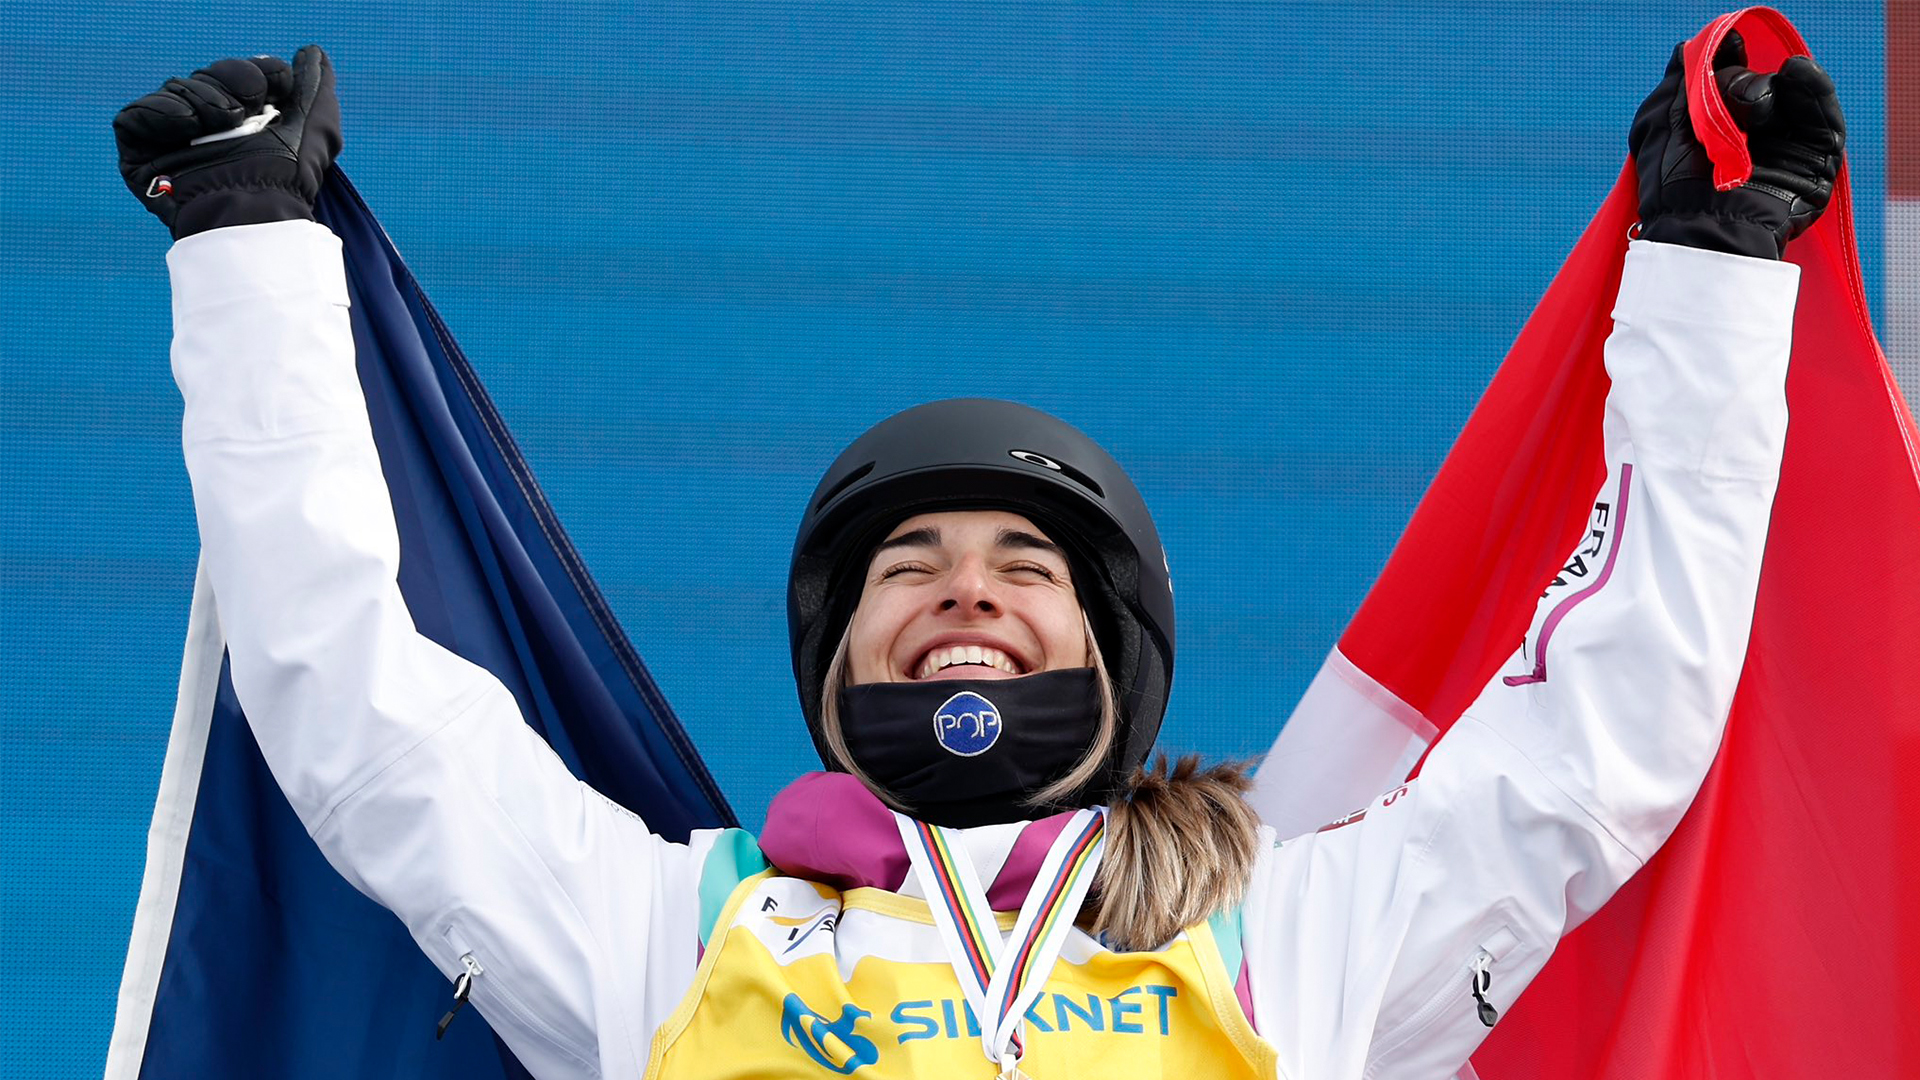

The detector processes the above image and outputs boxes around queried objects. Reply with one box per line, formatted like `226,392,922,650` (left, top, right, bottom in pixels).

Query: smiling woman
777,398,1266,1049
126,39,1826,1080
790,429,1261,955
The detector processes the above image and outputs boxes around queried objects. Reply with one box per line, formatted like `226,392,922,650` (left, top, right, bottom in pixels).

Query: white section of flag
1883,200,1920,406
1248,646,1435,840
104,561,223,1080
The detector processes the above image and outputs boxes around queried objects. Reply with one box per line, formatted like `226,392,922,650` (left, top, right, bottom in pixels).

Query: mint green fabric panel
1207,902,1244,978
698,828,770,946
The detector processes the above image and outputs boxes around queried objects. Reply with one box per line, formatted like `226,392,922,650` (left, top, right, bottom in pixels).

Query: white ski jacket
168,219,1796,1078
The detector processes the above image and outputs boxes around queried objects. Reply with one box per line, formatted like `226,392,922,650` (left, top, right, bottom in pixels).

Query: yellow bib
646,871,1277,1078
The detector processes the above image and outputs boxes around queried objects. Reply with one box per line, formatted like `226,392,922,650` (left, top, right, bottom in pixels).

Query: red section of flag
1340,8,1920,1075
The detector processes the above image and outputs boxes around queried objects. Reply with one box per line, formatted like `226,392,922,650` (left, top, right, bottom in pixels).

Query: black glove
114,46,341,239
1629,34,1845,260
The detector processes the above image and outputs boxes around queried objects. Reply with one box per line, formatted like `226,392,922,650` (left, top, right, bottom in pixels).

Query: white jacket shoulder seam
309,681,494,836
1453,714,1646,867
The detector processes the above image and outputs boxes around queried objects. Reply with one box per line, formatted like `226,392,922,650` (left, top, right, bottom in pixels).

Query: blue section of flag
136,172,734,1078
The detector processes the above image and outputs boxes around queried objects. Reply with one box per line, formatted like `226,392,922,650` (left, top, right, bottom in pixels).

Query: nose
937,553,1001,616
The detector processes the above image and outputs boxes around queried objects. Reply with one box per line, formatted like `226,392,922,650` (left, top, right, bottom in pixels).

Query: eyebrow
995,527,1064,557
871,526,941,557
868,525,1065,560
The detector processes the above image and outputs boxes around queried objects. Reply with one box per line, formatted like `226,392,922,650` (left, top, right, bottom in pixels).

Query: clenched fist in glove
1629,33,1845,261
113,46,340,239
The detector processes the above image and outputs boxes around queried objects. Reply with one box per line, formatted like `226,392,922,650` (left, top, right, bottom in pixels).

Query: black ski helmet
788,399,1175,792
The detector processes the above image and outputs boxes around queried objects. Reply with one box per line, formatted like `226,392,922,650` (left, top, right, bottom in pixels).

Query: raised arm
1240,43,1841,1079
1243,237,1795,1077
124,51,711,1077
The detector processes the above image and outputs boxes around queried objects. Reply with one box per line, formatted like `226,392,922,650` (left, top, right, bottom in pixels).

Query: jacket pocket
440,924,601,1076
1366,923,1523,1070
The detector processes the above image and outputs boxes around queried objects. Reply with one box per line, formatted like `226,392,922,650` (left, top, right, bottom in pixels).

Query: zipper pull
1469,950,1499,1028
436,953,484,1040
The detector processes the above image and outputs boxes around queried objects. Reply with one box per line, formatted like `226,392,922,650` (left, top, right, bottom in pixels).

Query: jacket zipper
435,929,598,1072
1367,929,1517,1066
436,953,485,1039
1469,948,1499,1028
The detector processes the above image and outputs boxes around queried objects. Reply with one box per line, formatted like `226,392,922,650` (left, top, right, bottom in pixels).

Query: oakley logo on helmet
1010,446,1106,498
933,691,1001,756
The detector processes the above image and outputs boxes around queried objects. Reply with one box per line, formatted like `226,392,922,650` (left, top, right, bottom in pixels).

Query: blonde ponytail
1089,754,1260,952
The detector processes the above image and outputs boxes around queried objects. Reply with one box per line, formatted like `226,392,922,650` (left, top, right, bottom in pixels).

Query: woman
116,38,1840,1079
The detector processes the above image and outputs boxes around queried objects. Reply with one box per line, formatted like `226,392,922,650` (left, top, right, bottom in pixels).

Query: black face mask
837,668,1105,827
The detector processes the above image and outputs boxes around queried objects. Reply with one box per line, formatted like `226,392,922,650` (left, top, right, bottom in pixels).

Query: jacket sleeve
169,220,717,1079
1239,240,1799,1080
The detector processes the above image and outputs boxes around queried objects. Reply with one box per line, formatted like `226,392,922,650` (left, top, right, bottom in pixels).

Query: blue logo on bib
779,994,877,1074
933,691,1001,756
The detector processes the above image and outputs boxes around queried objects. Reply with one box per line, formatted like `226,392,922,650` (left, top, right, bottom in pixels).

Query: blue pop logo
933,691,1001,756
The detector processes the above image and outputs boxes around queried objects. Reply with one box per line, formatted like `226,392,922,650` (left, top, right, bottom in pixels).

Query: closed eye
878,562,935,580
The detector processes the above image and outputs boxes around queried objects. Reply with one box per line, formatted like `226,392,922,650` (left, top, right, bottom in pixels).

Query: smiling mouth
913,645,1025,680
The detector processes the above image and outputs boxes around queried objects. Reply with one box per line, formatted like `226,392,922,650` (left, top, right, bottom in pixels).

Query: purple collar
758,772,1077,910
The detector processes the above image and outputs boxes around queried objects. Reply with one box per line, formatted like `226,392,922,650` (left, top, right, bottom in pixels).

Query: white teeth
915,645,1024,678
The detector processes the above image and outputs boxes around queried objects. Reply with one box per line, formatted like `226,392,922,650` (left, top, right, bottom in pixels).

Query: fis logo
768,905,839,955
933,691,1001,756
780,994,878,1074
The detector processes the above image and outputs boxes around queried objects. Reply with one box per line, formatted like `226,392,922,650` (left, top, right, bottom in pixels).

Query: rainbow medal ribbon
894,807,1108,1078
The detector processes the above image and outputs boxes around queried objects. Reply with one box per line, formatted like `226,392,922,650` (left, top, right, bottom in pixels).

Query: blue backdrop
1,3,1885,1075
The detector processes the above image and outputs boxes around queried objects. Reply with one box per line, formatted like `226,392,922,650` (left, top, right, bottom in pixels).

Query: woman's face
845,509,1088,685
